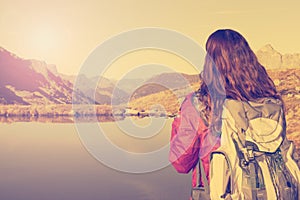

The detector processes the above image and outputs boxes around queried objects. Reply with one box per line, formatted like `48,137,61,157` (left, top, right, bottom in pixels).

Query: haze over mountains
0,45,299,106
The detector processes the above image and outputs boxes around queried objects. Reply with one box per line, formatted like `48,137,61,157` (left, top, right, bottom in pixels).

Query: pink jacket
169,93,220,187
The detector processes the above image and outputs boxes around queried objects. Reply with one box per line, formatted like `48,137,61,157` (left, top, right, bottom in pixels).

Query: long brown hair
197,29,281,135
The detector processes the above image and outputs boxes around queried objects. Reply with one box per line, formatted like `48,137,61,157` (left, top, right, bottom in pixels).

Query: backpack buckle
247,145,254,161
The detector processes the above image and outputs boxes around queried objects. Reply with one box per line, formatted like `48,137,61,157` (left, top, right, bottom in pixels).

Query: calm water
0,118,191,200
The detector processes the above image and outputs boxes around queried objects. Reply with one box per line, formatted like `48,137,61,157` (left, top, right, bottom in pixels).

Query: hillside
267,69,300,146
0,47,129,105
0,47,92,105
128,81,199,115
130,73,199,99
256,44,300,69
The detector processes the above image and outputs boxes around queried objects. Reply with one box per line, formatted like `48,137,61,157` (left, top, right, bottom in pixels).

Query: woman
169,29,299,199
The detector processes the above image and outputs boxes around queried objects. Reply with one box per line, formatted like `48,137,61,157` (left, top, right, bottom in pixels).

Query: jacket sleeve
169,101,201,173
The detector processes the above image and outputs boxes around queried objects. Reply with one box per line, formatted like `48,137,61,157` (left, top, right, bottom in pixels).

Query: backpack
209,98,300,200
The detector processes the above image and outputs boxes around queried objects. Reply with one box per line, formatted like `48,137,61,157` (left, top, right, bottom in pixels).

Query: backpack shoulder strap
210,150,233,198
194,158,210,194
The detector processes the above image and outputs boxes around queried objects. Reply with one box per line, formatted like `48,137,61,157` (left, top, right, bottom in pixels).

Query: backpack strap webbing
195,158,210,194
232,130,266,199
210,150,233,198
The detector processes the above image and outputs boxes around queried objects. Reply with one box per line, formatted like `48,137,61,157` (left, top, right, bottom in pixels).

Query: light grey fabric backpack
209,98,300,200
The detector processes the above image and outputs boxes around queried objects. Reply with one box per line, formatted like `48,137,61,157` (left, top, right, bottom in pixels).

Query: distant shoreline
0,104,176,123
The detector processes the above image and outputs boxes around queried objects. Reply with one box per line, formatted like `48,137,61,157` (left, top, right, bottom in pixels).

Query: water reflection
0,114,171,123
0,116,74,123
0,115,122,123
0,119,191,200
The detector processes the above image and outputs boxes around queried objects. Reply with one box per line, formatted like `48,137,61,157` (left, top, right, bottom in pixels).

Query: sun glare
31,26,61,53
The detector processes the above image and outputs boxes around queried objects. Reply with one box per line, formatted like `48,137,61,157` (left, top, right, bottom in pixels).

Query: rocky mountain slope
0,47,127,105
0,47,76,104
256,44,300,69
130,73,199,100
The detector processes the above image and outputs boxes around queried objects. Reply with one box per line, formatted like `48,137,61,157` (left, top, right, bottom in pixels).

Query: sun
31,25,61,54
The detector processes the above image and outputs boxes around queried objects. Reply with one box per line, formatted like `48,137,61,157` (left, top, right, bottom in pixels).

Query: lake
0,118,192,200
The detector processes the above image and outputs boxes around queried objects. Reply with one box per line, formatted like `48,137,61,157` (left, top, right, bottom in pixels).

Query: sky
1,0,300,79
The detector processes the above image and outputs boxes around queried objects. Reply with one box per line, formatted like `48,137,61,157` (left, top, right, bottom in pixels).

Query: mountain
282,53,300,69
113,78,145,94
0,47,73,104
256,44,300,69
0,47,110,105
72,74,129,105
129,73,200,100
